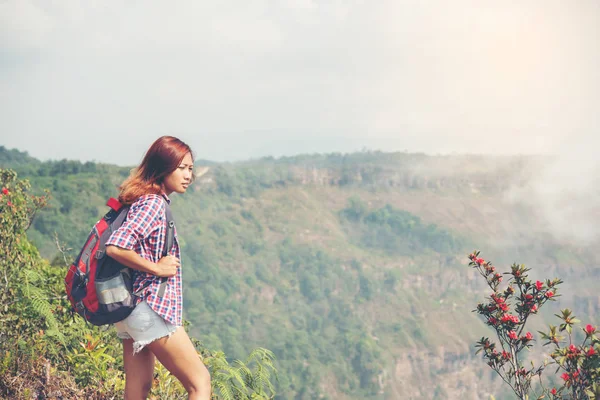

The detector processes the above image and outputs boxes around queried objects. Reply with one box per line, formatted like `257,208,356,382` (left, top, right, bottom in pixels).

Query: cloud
0,1,599,164
504,132,600,244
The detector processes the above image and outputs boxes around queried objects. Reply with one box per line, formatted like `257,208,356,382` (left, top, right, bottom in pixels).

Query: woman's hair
118,136,194,205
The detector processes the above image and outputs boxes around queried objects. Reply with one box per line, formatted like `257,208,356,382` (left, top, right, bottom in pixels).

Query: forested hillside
1,145,598,399
0,165,277,399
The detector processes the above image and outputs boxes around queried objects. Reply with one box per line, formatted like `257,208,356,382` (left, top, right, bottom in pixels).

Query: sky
0,0,599,165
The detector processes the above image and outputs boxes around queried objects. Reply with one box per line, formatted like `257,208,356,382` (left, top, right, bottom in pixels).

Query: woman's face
162,152,194,195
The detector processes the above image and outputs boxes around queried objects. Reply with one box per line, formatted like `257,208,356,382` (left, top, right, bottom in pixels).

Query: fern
213,380,234,400
234,360,253,386
22,277,65,343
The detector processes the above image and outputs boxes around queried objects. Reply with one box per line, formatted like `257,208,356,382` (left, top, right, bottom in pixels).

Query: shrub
469,251,599,399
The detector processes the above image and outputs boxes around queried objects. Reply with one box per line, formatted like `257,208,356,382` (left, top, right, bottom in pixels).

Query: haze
1,0,598,165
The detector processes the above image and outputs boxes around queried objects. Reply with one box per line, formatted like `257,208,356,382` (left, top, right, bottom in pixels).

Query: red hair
118,136,194,205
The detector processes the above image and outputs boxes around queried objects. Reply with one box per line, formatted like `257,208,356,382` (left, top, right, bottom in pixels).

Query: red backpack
65,197,174,326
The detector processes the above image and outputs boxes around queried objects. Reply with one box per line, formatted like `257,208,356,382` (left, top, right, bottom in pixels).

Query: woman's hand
154,255,180,277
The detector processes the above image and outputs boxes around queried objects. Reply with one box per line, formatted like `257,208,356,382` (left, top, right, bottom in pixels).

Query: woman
105,136,211,400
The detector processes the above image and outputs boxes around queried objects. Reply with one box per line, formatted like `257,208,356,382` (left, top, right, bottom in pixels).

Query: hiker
105,136,211,400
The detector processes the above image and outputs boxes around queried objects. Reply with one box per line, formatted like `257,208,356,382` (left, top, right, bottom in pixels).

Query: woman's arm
106,245,179,277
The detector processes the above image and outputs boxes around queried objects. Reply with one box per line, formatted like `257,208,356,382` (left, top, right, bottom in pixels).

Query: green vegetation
340,196,467,255
1,146,597,399
0,169,277,399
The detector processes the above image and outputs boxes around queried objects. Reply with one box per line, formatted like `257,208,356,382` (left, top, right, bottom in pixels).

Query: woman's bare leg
147,327,211,400
123,338,156,400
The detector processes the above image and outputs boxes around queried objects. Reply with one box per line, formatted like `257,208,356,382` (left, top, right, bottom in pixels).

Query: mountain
2,145,598,399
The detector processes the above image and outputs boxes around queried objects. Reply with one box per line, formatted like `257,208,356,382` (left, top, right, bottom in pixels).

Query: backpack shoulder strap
157,198,176,297
162,201,175,257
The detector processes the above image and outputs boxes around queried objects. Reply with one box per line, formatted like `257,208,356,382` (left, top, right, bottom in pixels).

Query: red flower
550,388,557,395
508,331,518,340
587,347,595,357
501,314,520,324
567,345,580,359
535,280,543,291
499,303,509,312
501,350,511,360
2,187,8,195
584,324,596,336
561,372,570,381
531,304,538,312
545,291,554,298
523,332,533,341
476,258,485,265
568,344,578,353
7,201,12,207
488,317,497,325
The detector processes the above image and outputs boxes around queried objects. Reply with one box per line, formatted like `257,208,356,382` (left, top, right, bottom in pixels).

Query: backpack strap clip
106,197,122,212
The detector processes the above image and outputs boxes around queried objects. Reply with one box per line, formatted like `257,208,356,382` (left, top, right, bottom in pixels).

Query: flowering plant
540,311,600,399
470,251,600,399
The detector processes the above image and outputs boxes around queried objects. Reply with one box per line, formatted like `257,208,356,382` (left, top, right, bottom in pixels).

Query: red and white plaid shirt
106,193,183,326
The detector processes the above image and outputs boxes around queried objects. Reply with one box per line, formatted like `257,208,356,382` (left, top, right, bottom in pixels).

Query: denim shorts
115,300,179,354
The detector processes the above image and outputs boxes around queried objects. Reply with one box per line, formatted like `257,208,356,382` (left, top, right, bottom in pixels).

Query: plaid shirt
106,193,183,326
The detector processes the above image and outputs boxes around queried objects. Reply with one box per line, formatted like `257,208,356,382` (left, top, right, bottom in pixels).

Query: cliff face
388,348,499,399
285,154,527,193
